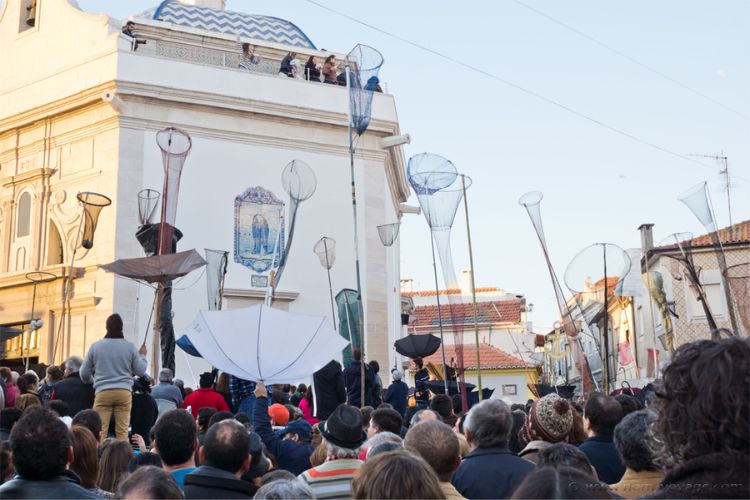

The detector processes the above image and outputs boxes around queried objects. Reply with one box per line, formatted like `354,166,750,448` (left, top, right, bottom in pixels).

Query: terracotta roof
418,342,531,370
410,299,524,329
656,219,750,250
402,287,502,297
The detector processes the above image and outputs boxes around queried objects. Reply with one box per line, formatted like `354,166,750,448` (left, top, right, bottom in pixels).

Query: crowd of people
0,313,747,499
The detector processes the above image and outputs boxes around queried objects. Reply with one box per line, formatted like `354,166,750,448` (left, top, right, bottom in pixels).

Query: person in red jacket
183,372,229,418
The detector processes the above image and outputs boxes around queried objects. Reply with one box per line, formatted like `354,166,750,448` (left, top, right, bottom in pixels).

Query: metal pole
25,282,38,372
346,65,366,407
323,239,337,330
54,210,85,363
152,284,163,376
460,175,482,399
602,244,611,394
430,230,450,393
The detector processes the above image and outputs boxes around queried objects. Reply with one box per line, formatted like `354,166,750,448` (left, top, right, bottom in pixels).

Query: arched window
47,221,64,265
16,192,31,238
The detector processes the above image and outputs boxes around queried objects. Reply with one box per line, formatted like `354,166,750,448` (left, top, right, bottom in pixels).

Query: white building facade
0,0,409,383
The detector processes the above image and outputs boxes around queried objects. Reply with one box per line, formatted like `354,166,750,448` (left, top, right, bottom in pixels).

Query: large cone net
156,128,191,256
678,181,740,334
346,44,384,135
518,191,598,397
77,192,111,250
275,160,317,287
408,153,470,411
564,243,632,391
337,288,362,365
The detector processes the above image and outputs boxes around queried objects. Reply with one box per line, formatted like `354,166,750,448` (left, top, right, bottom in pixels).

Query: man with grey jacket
80,313,147,440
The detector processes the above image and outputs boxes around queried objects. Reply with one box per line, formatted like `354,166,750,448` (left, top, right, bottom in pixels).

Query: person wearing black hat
79,313,148,441
240,432,271,486
299,403,367,498
130,375,158,446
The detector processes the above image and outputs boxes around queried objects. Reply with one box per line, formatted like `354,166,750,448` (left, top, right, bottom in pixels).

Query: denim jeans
238,394,256,419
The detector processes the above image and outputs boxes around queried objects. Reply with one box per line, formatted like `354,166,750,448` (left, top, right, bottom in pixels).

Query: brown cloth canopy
100,249,206,283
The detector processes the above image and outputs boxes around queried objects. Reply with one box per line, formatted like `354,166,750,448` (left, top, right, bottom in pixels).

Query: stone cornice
0,82,116,133
0,265,81,290
1,167,54,188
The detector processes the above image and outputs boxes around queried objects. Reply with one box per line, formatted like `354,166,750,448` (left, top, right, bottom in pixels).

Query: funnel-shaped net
274,160,317,287
377,223,400,247
156,127,191,255
205,249,228,310
617,249,647,297
407,154,472,410
313,237,336,270
519,191,598,397
77,192,111,250
678,182,716,232
336,288,362,365
564,243,631,390
678,181,740,334
346,44,384,135
138,189,160,226
724,264,750,335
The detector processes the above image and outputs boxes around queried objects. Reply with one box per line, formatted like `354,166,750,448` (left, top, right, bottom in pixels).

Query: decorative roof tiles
137,0,316,49
418,342,531,370
410,299,524,329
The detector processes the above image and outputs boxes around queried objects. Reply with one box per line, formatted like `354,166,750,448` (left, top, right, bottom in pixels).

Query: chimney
400,278,413,293
638,223,654,254
460,270,472,295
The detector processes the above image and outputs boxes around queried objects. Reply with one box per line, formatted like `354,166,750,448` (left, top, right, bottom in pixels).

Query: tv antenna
687,152,732,227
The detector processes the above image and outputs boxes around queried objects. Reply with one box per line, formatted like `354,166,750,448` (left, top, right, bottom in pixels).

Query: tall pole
601,244,611,394
430,231,450,393
461,175,482,398
152,285,163,375
323,239,337,330
345,66,366,407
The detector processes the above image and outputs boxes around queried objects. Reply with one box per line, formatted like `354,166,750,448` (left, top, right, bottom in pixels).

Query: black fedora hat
319,404,366,449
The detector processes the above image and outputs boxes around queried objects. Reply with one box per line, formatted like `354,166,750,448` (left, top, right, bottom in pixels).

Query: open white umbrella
179,304,348,383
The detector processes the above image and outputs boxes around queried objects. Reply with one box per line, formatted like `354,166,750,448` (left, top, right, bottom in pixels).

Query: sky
56,1,750,330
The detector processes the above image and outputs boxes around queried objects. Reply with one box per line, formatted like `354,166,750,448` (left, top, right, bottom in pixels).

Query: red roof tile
416,342,531,370
402,287,502,297
410,299,524,330
656,219,750,249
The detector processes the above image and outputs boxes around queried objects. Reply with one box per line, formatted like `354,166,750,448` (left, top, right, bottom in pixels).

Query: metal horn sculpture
678,181,739,334
518,191,599,398
53,191,111,362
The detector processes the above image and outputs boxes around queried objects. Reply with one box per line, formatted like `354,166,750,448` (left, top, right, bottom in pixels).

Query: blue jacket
252,396,314,476
384,381,409,418
578,435,625,485
452,447,534,499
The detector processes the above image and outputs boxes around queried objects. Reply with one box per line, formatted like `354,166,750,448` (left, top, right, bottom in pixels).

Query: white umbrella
180,304,348,383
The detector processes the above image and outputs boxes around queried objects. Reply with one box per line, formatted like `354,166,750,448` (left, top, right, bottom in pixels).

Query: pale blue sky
41,1,750,330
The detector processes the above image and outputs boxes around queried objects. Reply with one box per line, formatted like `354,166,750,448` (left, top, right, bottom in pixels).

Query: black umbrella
426,380,476,396
534,384,576,399
394,334,441,358
467,388,495,408
0,327,24,343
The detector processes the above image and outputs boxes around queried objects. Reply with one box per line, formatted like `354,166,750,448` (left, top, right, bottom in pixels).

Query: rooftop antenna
687,152,732,226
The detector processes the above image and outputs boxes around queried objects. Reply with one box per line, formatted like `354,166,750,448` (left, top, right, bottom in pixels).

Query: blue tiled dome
137,0,316,49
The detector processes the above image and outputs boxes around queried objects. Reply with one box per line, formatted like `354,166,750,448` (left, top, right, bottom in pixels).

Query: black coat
452,447,535,499
384,380,409,418
51,372,94,416
644,452,749,499
0,471,101,499
183,465,257,499
578,435,625,485
312,360,345,419
130,391,158,445
343,360,374,408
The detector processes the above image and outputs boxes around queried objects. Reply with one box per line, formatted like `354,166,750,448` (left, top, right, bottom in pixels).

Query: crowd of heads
0,335,747,499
